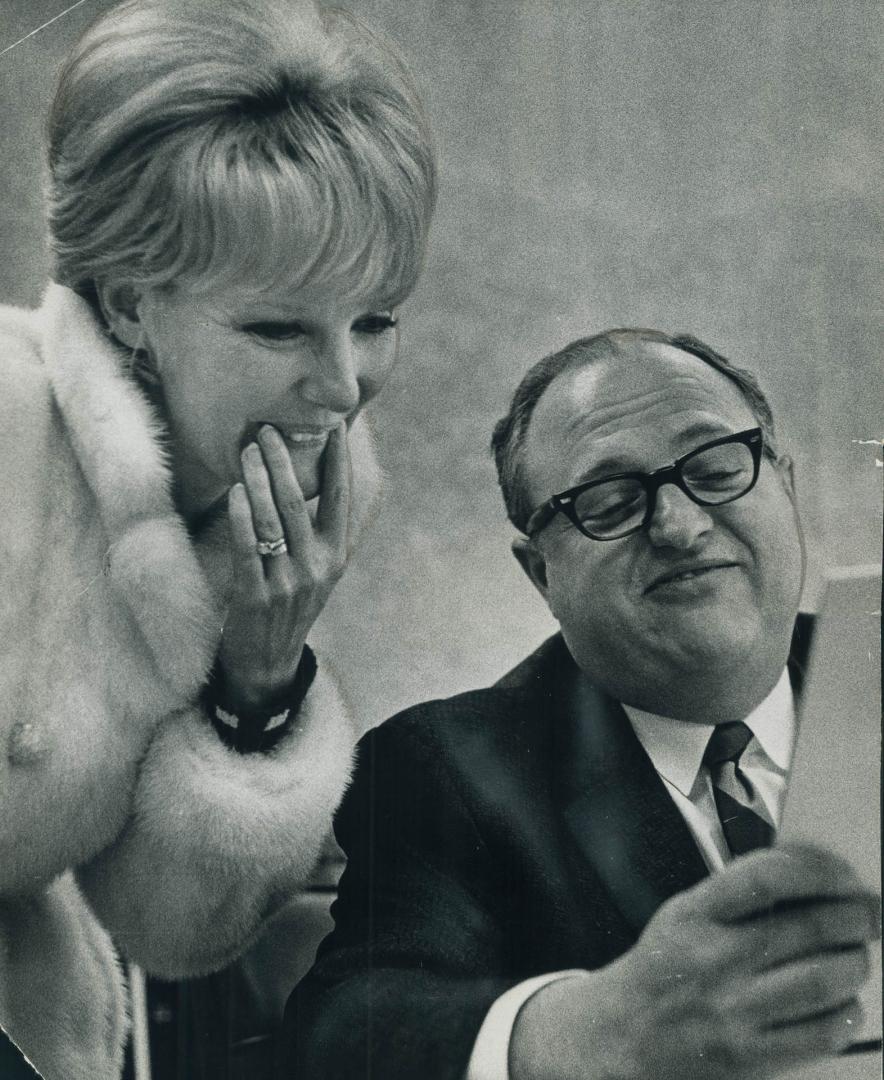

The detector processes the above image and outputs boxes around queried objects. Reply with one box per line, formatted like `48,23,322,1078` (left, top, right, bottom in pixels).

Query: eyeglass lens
573,440,757,539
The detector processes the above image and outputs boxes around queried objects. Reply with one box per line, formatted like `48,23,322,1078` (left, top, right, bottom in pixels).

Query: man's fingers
316,422,350,546
227,482,265,595
732,896,879,974
678,844,873,924
760,997,865,1059
745,946,871,1025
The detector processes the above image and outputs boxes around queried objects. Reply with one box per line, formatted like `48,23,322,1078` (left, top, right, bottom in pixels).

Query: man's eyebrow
672,420,740,448
569,457,632,485
567,421,739,487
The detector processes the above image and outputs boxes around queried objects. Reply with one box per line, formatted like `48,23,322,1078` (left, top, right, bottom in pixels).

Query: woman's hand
217,422,351,713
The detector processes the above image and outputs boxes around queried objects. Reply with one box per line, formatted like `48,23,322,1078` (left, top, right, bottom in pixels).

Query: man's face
516,342,804,721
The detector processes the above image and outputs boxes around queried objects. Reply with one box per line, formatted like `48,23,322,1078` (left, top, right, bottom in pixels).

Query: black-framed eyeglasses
524,427,765,541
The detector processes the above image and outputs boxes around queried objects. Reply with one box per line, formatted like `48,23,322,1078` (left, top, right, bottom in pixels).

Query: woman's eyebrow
237,296,399,320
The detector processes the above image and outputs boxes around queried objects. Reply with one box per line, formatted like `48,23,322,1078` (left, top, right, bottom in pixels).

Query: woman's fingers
256,426,313,555
316,422,351,549
241,422,350,595
242,437,299,589
241,441,286,543
222,425,351,709
227,482,266,596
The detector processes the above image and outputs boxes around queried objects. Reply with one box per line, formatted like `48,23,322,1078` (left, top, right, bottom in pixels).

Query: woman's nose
645,482,714,549
300,335,361,414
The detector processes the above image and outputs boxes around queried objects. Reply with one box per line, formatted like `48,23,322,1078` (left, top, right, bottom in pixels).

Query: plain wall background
1,0,881,732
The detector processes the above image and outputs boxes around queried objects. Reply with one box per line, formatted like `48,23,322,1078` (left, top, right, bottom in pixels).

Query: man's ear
775,453,796,500
95,281,146,351
776,452,807,591
512,536,549,599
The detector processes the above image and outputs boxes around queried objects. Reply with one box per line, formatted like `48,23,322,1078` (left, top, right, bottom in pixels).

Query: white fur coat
0,285,374,1079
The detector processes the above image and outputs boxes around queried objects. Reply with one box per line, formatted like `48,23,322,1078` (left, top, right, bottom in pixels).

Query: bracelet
203,645,318,754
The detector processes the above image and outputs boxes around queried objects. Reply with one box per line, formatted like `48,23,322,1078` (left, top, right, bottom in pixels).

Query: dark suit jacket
283,618,812,1080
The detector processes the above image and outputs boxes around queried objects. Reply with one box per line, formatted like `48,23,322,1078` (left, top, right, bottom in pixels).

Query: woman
0,0,436,1076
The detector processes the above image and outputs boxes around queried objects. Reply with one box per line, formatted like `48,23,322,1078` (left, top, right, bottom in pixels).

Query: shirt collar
624,668,795,798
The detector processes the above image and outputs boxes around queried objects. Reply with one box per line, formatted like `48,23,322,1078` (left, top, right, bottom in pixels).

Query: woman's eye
243,321,306,342
242,313,397,342
354,313,398,335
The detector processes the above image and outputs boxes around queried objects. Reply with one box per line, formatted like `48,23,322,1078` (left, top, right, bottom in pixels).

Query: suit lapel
555,671,708,934
507,618,811,942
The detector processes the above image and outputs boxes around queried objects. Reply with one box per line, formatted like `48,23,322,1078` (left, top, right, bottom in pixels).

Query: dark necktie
704,721,775,857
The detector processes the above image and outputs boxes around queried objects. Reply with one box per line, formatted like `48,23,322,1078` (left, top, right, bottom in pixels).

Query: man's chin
616,623,769,720
658,604,763,663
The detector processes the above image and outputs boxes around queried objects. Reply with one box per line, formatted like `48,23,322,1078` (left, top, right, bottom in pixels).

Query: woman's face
134,279,400,511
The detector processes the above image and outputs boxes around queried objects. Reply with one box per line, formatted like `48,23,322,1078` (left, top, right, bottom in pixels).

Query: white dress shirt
466,670,796,1080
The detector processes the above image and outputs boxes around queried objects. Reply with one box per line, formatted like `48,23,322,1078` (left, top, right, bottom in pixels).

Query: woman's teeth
282,429,331,446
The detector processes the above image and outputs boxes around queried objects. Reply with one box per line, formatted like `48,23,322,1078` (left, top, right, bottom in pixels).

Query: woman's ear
95,281,146,350
512,536,549,598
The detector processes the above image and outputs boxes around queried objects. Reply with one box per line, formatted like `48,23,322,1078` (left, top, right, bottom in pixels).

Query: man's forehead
553,340,730,399
522,343,756,497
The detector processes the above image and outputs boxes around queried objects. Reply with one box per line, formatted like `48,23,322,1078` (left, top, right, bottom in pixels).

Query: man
284,330,879,1079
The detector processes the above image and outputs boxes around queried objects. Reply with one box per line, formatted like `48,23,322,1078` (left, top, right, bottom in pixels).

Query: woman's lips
278,429,332,501
281,428,333,448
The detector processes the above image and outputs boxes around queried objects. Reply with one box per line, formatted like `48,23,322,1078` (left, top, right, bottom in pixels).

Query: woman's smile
281,428,336,445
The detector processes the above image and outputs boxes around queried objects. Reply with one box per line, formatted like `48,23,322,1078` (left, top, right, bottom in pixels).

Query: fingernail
242,441,260,460
259,424,278,441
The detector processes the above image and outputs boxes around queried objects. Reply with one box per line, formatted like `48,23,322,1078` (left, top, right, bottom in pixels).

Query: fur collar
44,283,220,699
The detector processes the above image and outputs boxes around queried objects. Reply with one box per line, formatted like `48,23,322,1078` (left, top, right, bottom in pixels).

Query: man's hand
511,844,879,1080
218,422,350,713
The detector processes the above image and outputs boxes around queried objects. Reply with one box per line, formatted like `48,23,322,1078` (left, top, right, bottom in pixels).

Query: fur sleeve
76,662,354,978
0,872,128,1080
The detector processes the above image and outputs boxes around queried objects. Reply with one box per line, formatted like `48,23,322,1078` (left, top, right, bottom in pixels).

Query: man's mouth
645,561,738,593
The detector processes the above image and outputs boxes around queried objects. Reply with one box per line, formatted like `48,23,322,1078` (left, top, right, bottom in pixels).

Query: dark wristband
203,644,318,754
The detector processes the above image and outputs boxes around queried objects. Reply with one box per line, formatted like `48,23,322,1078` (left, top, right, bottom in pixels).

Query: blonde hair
47,0,437,307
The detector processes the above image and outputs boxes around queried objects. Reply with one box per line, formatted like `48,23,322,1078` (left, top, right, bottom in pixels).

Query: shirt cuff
466,970,586,1080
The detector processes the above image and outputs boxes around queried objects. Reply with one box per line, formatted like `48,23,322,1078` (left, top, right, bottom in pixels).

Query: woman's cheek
363,340,399,399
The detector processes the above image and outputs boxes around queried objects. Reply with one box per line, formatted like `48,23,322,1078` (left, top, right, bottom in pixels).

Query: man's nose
300,335,361,414
645,482,714,549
